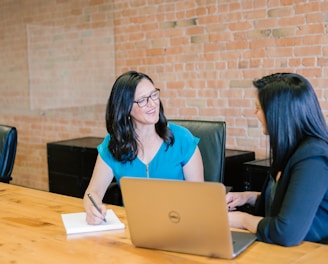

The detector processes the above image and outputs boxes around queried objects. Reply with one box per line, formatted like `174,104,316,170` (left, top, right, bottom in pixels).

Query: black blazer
255,137,328,246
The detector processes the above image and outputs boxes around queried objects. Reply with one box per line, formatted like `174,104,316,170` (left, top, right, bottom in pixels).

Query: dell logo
168,211,180,223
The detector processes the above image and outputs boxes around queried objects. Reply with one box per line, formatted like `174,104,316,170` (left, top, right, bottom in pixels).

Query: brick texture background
1,0,328,190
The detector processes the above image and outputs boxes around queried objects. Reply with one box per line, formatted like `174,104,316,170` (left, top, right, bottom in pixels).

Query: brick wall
1,0,328,190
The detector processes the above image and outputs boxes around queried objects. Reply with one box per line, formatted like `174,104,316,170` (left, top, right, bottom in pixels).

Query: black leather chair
170,120,226,183
103,119,226,205
0,125,18,183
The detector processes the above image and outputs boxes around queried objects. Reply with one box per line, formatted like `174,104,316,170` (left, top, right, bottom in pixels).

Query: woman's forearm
247,191,261,206
242,213,263,233
229,211,263,233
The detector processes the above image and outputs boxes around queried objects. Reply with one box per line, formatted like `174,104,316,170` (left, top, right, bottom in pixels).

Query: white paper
61,209,125,235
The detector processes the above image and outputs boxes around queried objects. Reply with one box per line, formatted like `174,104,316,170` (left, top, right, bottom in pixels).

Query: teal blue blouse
97,123,199,185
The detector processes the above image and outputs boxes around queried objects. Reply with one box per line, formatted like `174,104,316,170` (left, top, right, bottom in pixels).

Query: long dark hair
253,73,328,178
105,70,174,163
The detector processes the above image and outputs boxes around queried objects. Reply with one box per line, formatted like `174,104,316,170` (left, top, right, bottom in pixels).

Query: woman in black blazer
226,73,328,246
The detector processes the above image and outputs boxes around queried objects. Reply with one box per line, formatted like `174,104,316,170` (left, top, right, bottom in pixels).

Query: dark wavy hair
105,70,174,163
253,72,328,178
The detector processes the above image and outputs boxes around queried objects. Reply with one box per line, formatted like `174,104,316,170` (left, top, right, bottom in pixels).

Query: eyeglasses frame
133,88,160,108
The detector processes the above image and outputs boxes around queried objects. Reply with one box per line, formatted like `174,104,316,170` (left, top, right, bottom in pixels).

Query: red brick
2,0,328,190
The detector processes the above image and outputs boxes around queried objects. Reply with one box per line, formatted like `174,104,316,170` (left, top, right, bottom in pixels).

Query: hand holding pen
87,193,107,223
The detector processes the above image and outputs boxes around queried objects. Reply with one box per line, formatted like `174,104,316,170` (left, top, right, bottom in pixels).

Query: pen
87,193,107,223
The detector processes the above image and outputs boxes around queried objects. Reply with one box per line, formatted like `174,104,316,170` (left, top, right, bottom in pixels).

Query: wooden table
0,183,327,263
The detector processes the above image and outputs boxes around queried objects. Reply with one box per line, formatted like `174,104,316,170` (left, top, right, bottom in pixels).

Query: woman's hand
83,194,107,225
228,211,263,233
83,155,113,225
226,191,263,233
226,191,260,211
228,211,247,229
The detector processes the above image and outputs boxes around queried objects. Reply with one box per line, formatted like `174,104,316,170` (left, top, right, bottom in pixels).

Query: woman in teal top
84,71,204,225
98,122,199,182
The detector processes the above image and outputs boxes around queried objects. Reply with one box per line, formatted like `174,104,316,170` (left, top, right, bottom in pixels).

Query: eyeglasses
133,88,160,108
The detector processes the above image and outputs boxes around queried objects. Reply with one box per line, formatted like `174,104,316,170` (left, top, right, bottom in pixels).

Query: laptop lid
120,178,256,259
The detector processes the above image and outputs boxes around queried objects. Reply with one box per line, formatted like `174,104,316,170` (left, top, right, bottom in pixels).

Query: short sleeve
97,134,113,165
168,122,200,166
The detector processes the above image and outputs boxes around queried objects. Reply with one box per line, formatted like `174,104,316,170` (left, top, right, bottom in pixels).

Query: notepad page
61,209,125,235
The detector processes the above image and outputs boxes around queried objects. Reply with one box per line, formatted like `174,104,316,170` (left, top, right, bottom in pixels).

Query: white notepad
61,209,125,235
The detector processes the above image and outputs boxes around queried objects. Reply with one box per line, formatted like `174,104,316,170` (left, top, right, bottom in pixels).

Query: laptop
120,178,257,259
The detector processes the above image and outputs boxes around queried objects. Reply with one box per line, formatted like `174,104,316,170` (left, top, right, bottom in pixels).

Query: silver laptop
120,178,257,259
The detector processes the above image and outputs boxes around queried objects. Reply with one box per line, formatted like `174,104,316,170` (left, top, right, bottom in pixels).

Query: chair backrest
0,125,17,183
169,120,226,183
